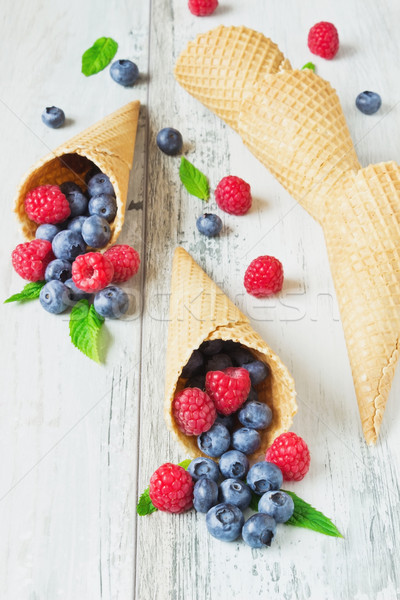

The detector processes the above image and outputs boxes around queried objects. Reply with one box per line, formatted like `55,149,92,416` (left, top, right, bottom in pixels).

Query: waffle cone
15,101,140,248
164,247,297,460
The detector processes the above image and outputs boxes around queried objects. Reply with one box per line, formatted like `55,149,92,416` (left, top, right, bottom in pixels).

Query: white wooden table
1,1,400,598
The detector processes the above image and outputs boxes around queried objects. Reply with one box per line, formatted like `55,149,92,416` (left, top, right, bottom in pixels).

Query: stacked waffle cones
164,247,297,459
175,26,400,444
15,101,140,248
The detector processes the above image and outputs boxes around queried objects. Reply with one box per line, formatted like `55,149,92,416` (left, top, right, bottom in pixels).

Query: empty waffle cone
15,101,140,248
164,247,297,460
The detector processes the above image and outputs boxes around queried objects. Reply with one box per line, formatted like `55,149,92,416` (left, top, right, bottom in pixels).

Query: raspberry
173,388,216,436
12,239,54,281
72,252,114,293
266,432,310,482
244,255,283,297
149,463,194,513
24,185,71,224
205,367,251,415
188,0,218,16
104,244,140,283
215,176,252,216
307,22,339,60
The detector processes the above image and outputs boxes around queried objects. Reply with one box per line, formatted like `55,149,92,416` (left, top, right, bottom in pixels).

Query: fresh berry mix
89,194,117,222
187,457,220,483
87,173,115,197
307,21,339,60
67,216,87,234
265,432,310,481
247,462,283,495
81,215,111,248
215,176,252,216
39,280,71,314
52,230,87,261
12,239,54,281
93,285,129,319
45,259,72,283
218,479,252,510
181,349,204,378
64,278,91,302
355,91,382,115
258,490,294,523
41,106,65,128
173,387,216,436
197,422,231,457
219,450,249,480
156,127,183,156
110,59,139,86
104,244,140,283
193,478,219,513
242,513,277,549
205,367,251,415
206,503,244,542
232,427,261,455
149,463,194,513
196,213,223,237
60,182,88,217
205,352,232,372
244,255,284,297
25,185,71,224
188,0,218,17
72,252,114,293
35,223,61,242
238,401,272,430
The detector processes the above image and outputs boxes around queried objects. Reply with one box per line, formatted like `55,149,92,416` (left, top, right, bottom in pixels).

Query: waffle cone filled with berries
14,101,140,249
164,247,297,460
175,26,400,445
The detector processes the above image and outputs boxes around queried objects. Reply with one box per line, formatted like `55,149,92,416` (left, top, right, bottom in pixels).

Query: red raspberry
266,432,310,482
72,252,114,293
173,388,216,436
24,185,71,224
307,22,339,60
104,244,140,283
205,367,251,415
12,239,54,281
244,255,283,297
188,0,218,16
215,176,252,216
149,463,194,513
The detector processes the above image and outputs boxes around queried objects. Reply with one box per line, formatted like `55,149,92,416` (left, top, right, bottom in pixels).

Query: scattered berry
67,216,87,235
242,513,277,549
110,60,139,86
81,215,111,248
356,91,382,115
206,503,244,542
12,239,54,281
156,127,183,156
307,22,339,60
218,479,252,510
196,213,223,237
35,223,61,242
72,252,114,293
64,278,91,302
104,244,140,283
60,182,88,217
173,387,216,436
149,463,194,514
187,457,220,483
93,285,129,319
247,462,283,495
258,490,294,523
87,173,114,197
244,255,284,297
219,450,249,480
197,422,230,457
41,106,65,128
45,259,72,283
232,427,261,455
215,176,252,216
25,185,70,224
39,280,71,314
238,401,272,430
52,230,87,261
188,0,218,17
181,349,204,378
89,194,117,222
205,367,251,415
193,478,219,513
265,432,310,482
199,339,223,356
242,360,270,385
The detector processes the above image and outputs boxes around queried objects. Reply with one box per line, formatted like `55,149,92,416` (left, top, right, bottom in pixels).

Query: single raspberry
24,185,71,224
72,252,114,293
307,22,339,60
188,0,218,16
12,239,54,281
104,244,140,283
205,367,251,415
266,432,310,482
149,463,194,513
215,176,252,216
244,255,283,297
173,388,216,436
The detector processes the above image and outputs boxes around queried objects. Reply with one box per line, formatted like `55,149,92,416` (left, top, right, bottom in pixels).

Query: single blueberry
61,183,88,218
89,193,117,222
355,91,382,115
215,413,235,430
219,478,252,510
199,339,223,356
64,278,91,302
219,450,249,480
45,259,72,283
67,216,87,235
198,423,230,457
39,280,71,314
229,346,254,367
185,373,206,390
196,213,223,237
81,215,111,248
242,360,270,385
41,106,65,128
35,224,61,242
87,173,115,197
193,478,219,513
52,230,87,261
206,503,244,542
85,165,101,185
181,350,204,379
94,286,129,319
156,127,183,156
238,401,272,430
206,353,232,372
110,59,139,86
187,457,220,483
258,490,294,523
60,181,81,195
232,427,261,455
247,462,283,495
242,513,277,548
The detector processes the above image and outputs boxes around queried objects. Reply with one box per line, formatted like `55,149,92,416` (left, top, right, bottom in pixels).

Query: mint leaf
179,157,209,201
283,490,343,538
137,487,157,516
82,37,118,76
5,281,45,303
178,459,191,470
69,300,105,362
249,491,259,512
301,62,316,72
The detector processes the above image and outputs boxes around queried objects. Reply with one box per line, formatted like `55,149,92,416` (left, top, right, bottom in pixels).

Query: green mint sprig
301,62,316,72
82,37,118,76
5,281,45,303
283,490,343,537
179,157,209,201
69,299,105,363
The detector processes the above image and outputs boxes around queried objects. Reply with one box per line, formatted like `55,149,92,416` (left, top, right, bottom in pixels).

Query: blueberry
242,513,277,548
89,194,117,222
232,428,261,455
356,91,382,115
219,479,252,510
110,59,139,86
41,106,65,128
229,346,254,366
82,215,111,248
222,340,241,353
242,361,270,385
198,423,230,457
219,450,249,480
206,353,232,372
247,462,283,495
60,183,88,218
187,457,220,483
64,278,91,302
238,401,272,430
181,349,204,378
60,181,81,195
52,231,87,261
258,490,294,523
196,213,223,237
193,478,219,513
185,374,206,390
87,173,114,197
35,224,61,242
45,259,72,283
247,387,259,402
206,503,244,542
85,165,101,184
94,286,129,319
156,127,183,156
215,413,235,430
67,216,87,235
39,280,71,314
199,339,223,356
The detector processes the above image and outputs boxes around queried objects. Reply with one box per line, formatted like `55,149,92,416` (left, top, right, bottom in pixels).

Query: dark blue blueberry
219,450,249,480
52,231,87,261
35,224,61,242
242,360,270,385
206,353,232,372
198,423,230,457
258,490,294,523
110,59,139,86
229,346,254,366
242,513,277,548
60,182,88,218
181,350,204,378
199,339,223,356
219,478,252,510
60,181,81,195
85,165,101,185
238,401,272,430
88,194,117,222
39,280,71,314
196,213,223,237
222,340,240,353
94,286,129,319
215,413,235,430
247,462,283,495
185,374,206,390
45,259,72,283
187,457,220,483
67,216,87,235
156,127,183,156
193,478,219,513
81,215,111,248
64,278,91,302
356,91,382,115
247,387,259,403
87,173,114,197
41,106,65,128
206,503,244,542
232,427,261,455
